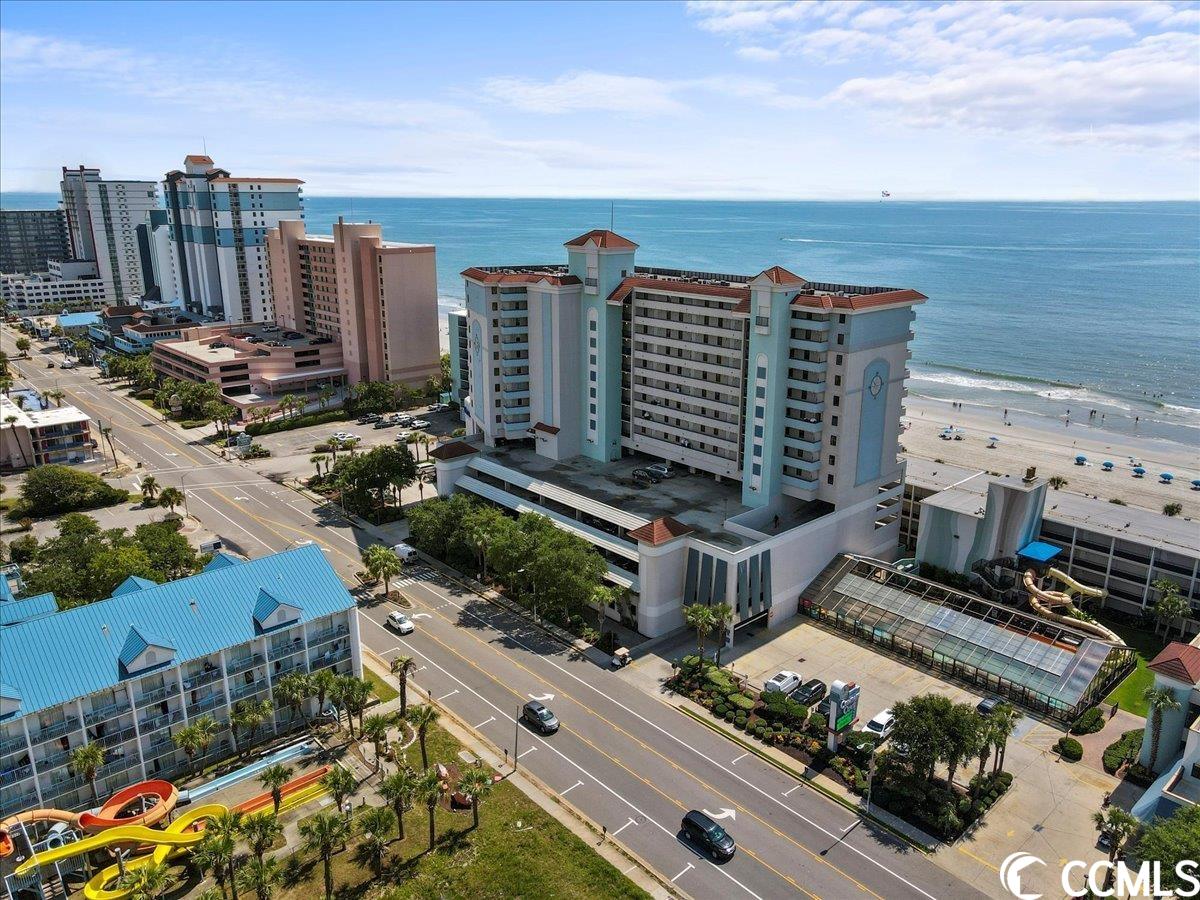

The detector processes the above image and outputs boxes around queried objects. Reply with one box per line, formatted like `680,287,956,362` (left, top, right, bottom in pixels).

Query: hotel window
589,337,596,348
835,354,843,366
836,334,844,345
832,396,840,407
834,375,841,386
828,455,836,465
827,474,834,485
830,435,837,447
589,419,596,430
831,415,838,427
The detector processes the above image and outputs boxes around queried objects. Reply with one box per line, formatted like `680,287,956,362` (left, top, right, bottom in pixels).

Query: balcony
1,764,34,787
0,790,39,817
307,624,349,647
139,709,184,734
187,692,225,714
269,639,305,661
226,653,264,675
95,724,138,750
181,667,223,691
136,685,174,707
96,755,138,780
789,337,828,353
273,657,308,677
0,734,27,756
32,716,80,744
85,702,131,727
310,646,351,670
229,682,266,703
37,747,71,770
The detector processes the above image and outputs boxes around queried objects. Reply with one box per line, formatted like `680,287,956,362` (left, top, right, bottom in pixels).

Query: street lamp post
180,472,190,518
864,746,878,813
513,703,522,773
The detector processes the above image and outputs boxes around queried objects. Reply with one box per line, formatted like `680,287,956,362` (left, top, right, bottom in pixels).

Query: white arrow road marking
670,863,694,883
527,693,555,702
702,808,736,821
411,613,433,619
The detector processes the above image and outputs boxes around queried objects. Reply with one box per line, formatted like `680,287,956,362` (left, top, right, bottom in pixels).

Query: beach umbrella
1132,466,1146,477
1191,479,1200,490
1101,461,1114,471
1074,455,1087,465
987,436,999,448
1160,473,1174,483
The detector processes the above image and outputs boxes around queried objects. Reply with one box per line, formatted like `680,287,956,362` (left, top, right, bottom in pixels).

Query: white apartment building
0,261,108,314
159,155,304,323
60,167,158,304
437,230,925,639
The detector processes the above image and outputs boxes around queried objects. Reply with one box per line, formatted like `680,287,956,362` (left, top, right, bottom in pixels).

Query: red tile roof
564,229,639,250
532,422,560,435
184,154,214,164
792,288,926,311
461,267,582,287
626,516,694,546
758,266,806,286
605,277,750,306
1148,642,1200,685
427,441,481,461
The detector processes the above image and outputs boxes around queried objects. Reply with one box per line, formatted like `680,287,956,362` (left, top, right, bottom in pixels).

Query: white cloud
736,45,782,62
481,71,687,115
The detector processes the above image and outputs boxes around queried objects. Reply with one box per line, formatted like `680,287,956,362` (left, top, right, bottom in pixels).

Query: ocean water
4,194,1197,443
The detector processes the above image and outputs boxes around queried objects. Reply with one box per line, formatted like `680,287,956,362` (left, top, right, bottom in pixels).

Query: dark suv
521,701,559,734
681,810,736,860
790,679,827,706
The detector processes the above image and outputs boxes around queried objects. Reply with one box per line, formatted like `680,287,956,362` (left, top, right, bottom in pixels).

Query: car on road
976,697,1002,716
392,541,419,562
386,611,415,634
59,359,75,369
862,709,896,741
790,679,827,706
681,810,736,861
763,671,802,694
646,462,676,479
409,419,431,429
394,431,412,442
428,402,450,413
521,700,559,734
331,431,356,442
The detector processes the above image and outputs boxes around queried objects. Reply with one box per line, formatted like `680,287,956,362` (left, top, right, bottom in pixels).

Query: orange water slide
0,809,81,857
77,779,179,833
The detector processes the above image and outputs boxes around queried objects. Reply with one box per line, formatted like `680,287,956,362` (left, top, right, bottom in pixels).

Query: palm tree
312,668,337,719
173,723,203,776
70,742,105,803
360,713,393,773
118,860,172,900
379,767,417,843
321,765,358,813
406,704,440,770
989,702,1021,774
683,603,717,661
342,676,372,736
711,601,734,668
158,486,185,517
100,425,118,466
390,656,416,717
318,385,335,410
309,454,328,479
191,835,231,898
357,806,394,875
298,811,350,900
361,544,403,598
1143,686,1183,772
1092,806,1140,890
207,811,244,900
1048,475,1068,490
415,768,444,851
235,858,280,900
140,475,160,503
457,765,495,830
240,811,283,863
44,388,66,408
231,699,273,753
274,671,313,729
258,763,294,815
193,714,219,763
1152,581,1190,639
4,415,28,468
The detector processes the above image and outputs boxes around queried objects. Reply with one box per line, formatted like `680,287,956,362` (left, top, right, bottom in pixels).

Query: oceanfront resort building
0,545,360,818
157,155,305,324
437,229,925,640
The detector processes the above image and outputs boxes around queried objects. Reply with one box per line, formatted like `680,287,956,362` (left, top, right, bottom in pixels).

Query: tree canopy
1136,805,1200,888
17,465,128,518
347,381,397,415
328,444,417,521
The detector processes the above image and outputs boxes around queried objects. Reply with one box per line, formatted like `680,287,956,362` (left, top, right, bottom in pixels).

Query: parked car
681,810,736,861
428,403,450,413
816,697,831,718
394,431,413,442
522,700,559,734
862,709,896,741
393,414,414,425
976,697,1002,716
386,611,415,634
357,414,381,424
790,679,827,706
410,419,431,429
632,467,660,485
373,419,394,429
763,671,802,694
332,431,356,442
46,361,55,368
646,462,676,479
392,542,419,562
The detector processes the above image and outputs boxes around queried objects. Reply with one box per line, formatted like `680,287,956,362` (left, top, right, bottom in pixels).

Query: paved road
3,331,987,900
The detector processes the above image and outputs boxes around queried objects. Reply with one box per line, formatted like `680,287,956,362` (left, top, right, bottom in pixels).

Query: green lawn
364,668,399,703
1101,615,1167,717
280,725,648,900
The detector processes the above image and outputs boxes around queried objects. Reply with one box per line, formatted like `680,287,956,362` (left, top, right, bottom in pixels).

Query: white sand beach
903,396,1200,519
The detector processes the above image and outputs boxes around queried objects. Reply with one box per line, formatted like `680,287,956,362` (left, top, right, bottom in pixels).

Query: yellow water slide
1022,570,1124,644
1048,567,1108,602
13,804,227,900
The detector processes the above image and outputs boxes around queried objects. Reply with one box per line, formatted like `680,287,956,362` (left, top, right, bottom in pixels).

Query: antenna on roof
610,201,615,232
202,137,207,155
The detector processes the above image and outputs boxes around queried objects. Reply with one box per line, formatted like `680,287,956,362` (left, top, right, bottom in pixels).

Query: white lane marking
612,817,638,837
842,820,858,833
732,752,748,764
474,717,495,729
783,785,801,797
437,689,459,702
188,493,276,553
408,580,932,900
411,613,433,620
517,746,537,759
560,780,583,797
702,808,737,821
670,863,694,883
359,616,763,900
528,692,555,702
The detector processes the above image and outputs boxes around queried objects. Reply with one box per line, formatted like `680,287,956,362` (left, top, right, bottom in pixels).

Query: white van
392,542,419,563
200,538,224,553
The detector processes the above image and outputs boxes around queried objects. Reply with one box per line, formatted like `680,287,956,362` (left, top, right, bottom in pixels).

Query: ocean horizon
4,193,1197,444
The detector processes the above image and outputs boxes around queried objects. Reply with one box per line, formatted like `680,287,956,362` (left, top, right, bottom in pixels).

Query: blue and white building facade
0,546,359,817
157,155,303,324
438,230,925,638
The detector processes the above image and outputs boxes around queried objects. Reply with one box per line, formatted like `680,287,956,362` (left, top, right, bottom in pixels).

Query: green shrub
704,669,736,694
1070,707,1106,735
723,709,735,722
17,465,129,518
715,703,729,717
728,693,755,712
1055,737,1083,761
734,714,748,729
1102,729,1144,774
806,713,827,736
245,408,349,436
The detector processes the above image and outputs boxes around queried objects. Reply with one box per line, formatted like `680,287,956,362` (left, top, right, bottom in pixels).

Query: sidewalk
358,649,678,899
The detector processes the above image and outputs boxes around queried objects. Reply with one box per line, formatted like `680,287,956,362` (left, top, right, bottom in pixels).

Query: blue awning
1018,541,1062,564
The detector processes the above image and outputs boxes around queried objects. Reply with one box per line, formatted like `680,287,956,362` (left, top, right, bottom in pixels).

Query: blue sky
2,0,1197,199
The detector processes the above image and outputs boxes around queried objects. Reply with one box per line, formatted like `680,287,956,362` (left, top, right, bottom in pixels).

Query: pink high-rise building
267,218,440,387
